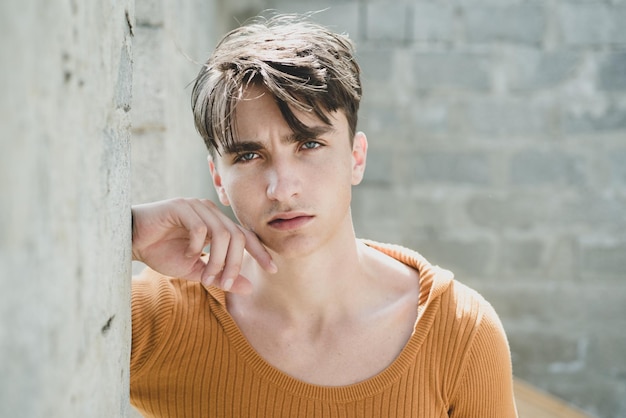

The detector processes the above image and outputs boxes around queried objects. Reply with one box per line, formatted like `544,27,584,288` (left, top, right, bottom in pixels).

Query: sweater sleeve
448,301,518,418
130,269,177,380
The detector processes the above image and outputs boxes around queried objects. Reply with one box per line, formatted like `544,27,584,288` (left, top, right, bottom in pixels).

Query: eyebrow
222,125,335,155
222,141,263,155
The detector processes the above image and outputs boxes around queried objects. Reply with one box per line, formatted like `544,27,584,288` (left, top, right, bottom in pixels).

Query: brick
609,148,626,185
543,236,577,279
411,2,455,42
268,1,361,40
409,151,492,185
477,284,588,329
558,2,607,46
509,150,586,187
406,99,455,135
609,5,626,44
586,334,626,393
463,2,546,45
508,331,588,374
361,147,393,185
508,50,581,91
365,3,410,42
356,47,395,81
467,192,553,229
404,236,494,277
352,186,403,223
464,98,552,137
352,187,406,243
543,359,626,418
598,52,626,91
402,197,448,229
563,103,626,134
557,2,626,46
584,285,626,328
558,193,626,231
469,191,625,232
412,52,491,92
578,239,626,276
499,238,545,274
358,102,408,148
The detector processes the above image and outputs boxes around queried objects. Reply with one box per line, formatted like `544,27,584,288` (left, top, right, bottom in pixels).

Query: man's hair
191,14,362,156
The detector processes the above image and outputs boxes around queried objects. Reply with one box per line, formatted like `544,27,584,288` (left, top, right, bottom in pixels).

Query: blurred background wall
349,2,626,416
2,0,624,417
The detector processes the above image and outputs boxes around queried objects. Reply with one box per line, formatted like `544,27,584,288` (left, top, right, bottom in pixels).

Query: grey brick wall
226,1,625,417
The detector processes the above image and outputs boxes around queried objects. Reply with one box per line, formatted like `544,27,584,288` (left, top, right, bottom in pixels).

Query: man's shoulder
132,267,210,308
359,239,454,292
359,239,498,321
445,278,496,314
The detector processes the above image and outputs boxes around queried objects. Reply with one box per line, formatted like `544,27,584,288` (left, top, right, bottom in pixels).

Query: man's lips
267,213,314,230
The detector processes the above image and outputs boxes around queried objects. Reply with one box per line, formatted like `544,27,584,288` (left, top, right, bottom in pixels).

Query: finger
239,226,278,274
227,274,253,294
166,200,211,258
218,227,247,291
200,225,231,285
201,271,253,294
186,199,276,284
186,199,239,285
184,257,209,283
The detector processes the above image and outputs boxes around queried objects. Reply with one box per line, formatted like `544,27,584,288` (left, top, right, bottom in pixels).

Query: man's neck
234,232,368,326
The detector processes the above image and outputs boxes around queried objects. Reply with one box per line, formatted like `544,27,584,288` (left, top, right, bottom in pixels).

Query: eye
300,141,321,150
234,152,259,163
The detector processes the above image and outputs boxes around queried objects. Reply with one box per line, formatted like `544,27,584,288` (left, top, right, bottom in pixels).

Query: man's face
209,85,367,258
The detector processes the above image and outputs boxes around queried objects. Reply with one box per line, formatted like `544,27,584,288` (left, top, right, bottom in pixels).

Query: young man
130,15,518,417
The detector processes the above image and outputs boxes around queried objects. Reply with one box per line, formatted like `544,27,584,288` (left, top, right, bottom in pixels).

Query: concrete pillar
131,0,217,205
0,0,133,416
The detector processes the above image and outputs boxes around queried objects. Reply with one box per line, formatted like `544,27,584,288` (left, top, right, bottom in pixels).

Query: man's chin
258,234,318,260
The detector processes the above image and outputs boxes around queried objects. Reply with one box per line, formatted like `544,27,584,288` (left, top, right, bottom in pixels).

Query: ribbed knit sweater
130,241,517,417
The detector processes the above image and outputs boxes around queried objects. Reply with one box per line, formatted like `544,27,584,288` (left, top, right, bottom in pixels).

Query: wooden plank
514,379,595,418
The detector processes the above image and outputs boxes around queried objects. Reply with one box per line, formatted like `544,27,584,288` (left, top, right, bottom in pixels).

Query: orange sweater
130,241,517,417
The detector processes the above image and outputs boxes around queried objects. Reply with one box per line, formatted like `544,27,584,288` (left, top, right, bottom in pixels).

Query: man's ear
208,155,231,206
351,132,368,185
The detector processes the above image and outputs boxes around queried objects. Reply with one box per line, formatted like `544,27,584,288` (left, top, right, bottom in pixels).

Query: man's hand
131,198,276,293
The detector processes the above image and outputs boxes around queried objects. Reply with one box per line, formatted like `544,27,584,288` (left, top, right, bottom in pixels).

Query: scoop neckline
205,241,450,402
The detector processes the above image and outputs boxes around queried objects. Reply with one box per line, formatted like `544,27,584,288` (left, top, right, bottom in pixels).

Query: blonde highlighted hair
191,14,362,156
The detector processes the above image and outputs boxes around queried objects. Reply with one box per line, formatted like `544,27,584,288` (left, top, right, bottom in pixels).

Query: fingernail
223,278,234,291
203,275,215,286
268,261,278,273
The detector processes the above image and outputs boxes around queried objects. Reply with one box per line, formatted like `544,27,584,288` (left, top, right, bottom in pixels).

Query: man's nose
266,157,301,202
